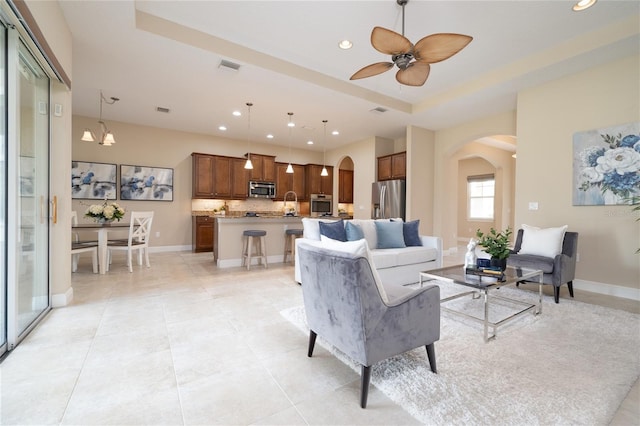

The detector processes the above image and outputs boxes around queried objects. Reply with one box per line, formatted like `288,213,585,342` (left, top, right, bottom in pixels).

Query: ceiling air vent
370,107,388,114
219,59,241,72
156,107,170,113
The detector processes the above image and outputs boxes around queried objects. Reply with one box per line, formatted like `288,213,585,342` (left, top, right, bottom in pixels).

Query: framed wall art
120,164,174,201
573,122,640,206
71,161,117,200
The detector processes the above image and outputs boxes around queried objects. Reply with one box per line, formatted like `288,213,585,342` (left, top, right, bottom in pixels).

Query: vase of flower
85,199,125,224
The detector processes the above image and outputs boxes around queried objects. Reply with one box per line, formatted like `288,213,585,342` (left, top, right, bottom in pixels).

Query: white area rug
281,285,640,425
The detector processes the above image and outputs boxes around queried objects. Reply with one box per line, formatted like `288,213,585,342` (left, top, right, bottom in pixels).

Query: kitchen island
214,216,305,268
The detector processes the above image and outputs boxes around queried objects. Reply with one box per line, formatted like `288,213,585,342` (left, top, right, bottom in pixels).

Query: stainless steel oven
249,181,276,198
310,194,332,217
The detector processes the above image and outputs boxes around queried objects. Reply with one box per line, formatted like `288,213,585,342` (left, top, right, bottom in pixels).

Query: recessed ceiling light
332,130,339,136
218,125,227,131
338,40,353,50
307,140,314,145
232,110,241,117
266,134,274,139
572,0,596,11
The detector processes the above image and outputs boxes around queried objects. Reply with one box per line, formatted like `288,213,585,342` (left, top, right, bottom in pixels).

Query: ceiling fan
350,0,473,87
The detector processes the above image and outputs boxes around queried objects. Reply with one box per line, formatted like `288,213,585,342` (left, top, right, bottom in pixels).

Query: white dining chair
71,211,98,273
107,211,154,273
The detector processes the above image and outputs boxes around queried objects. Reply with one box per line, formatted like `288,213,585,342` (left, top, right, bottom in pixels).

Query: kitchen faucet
283,191,298,216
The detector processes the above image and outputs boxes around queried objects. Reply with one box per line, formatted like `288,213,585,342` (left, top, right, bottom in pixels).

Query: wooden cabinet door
275,162,290,200
193,154,215,198
292,164,306,200
193,216,214,252
231,158,249,199
213,156,231,198
321,166,333,195
377,155,392,181
262,155,276,182
339,169,353,203
249,154,264,181
392,152,406,179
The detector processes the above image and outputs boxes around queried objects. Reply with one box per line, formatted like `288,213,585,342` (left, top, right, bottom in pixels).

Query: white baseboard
150,245,191,253
52,287,74,307
574,279,640,301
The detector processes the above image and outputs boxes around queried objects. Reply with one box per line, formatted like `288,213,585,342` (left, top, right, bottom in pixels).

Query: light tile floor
1,250,638,425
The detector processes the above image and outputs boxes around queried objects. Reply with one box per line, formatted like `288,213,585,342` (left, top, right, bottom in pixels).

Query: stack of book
465,266,506,281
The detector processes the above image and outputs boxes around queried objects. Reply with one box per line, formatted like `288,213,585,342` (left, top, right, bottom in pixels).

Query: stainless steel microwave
248,181,276,198
310,194,332,217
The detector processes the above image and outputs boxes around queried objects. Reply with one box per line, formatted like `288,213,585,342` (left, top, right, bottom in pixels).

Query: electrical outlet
155,231,160,238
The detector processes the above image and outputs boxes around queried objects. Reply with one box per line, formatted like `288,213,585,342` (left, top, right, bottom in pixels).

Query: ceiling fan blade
371,26,413,55
395,62,431,87
413,33,473,64
350,62,394,80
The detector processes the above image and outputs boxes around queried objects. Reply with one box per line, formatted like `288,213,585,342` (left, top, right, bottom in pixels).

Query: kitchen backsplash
191,198,294,214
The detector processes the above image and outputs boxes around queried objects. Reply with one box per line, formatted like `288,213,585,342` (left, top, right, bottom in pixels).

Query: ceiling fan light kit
350,0,472,87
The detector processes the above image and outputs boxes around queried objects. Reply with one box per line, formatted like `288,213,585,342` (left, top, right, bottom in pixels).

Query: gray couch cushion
508,253,555,273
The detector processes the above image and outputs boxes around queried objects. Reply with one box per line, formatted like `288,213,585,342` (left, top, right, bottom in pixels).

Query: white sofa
294,218,443,286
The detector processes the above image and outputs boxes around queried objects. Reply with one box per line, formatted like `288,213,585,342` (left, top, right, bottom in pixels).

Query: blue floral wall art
72,161,117,200
120,164,173,201
573,122,640,206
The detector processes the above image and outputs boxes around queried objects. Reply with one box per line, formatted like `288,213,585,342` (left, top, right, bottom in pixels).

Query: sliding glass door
0,22,6,356
5,29,51,351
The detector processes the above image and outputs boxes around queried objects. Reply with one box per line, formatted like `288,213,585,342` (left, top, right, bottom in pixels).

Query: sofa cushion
345,221,364,241
508,253,555,273
375,221,406,249
370,246,439,269
319,219,347,242
519,224,567,258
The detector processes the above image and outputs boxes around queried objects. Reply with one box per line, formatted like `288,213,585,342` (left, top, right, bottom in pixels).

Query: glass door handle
51,195,57,224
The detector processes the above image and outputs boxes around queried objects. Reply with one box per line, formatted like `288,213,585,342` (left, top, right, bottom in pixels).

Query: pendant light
244,102,254,169
286,112,294,174
321,120,329,176
81,90,119,146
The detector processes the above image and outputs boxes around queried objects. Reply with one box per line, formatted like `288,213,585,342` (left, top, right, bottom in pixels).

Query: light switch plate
528,202,539,210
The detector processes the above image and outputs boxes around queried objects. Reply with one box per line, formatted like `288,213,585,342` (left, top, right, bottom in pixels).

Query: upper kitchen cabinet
305,164,333,196
377,152,406,181
192,153,232,198
231,157,250,199
275,162,306,200
247,154,276,182
338,169,354,203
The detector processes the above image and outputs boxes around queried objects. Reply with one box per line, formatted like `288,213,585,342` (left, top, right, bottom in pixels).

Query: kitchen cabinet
377,152,406,181
192,153,232,198
305,164,333,196
192,216,214,252
275,162,306,200
231,158,250,198
247,154,276,182
338,169,354,203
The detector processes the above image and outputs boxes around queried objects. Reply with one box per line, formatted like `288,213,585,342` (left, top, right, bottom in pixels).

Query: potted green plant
475,227,513,270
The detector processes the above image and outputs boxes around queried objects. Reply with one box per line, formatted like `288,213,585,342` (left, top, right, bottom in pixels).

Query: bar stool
284,228,303,263
242,230,268,270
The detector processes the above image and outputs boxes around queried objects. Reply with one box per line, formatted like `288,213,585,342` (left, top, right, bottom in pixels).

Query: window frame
467,174,495,221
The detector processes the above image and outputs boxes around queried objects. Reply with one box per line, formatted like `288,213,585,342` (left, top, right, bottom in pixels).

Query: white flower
88,205,104,215
595,147,640,175
579,167,603,184
102,205,115,219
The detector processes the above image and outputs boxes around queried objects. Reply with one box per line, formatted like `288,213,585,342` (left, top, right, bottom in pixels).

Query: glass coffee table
420,265,543,342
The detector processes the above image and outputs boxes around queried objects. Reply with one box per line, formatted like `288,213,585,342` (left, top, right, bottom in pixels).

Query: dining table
72,222,131,274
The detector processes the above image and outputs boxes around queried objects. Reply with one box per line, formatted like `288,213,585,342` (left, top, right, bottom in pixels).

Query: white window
468,175,495,220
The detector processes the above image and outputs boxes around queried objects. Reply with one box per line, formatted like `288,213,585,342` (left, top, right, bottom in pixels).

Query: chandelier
81,90,119,146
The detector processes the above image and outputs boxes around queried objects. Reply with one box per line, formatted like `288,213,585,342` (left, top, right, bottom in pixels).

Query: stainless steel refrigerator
372,179,406,220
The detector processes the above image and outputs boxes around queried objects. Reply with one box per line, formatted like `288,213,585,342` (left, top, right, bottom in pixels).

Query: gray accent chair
297,241,440,408
508,230,579,303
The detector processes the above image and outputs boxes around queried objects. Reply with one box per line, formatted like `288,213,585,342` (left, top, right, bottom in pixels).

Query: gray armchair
508,230,579,303
297,241,440,408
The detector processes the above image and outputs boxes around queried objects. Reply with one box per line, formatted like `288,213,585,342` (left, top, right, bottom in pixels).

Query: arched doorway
338,156,354,217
